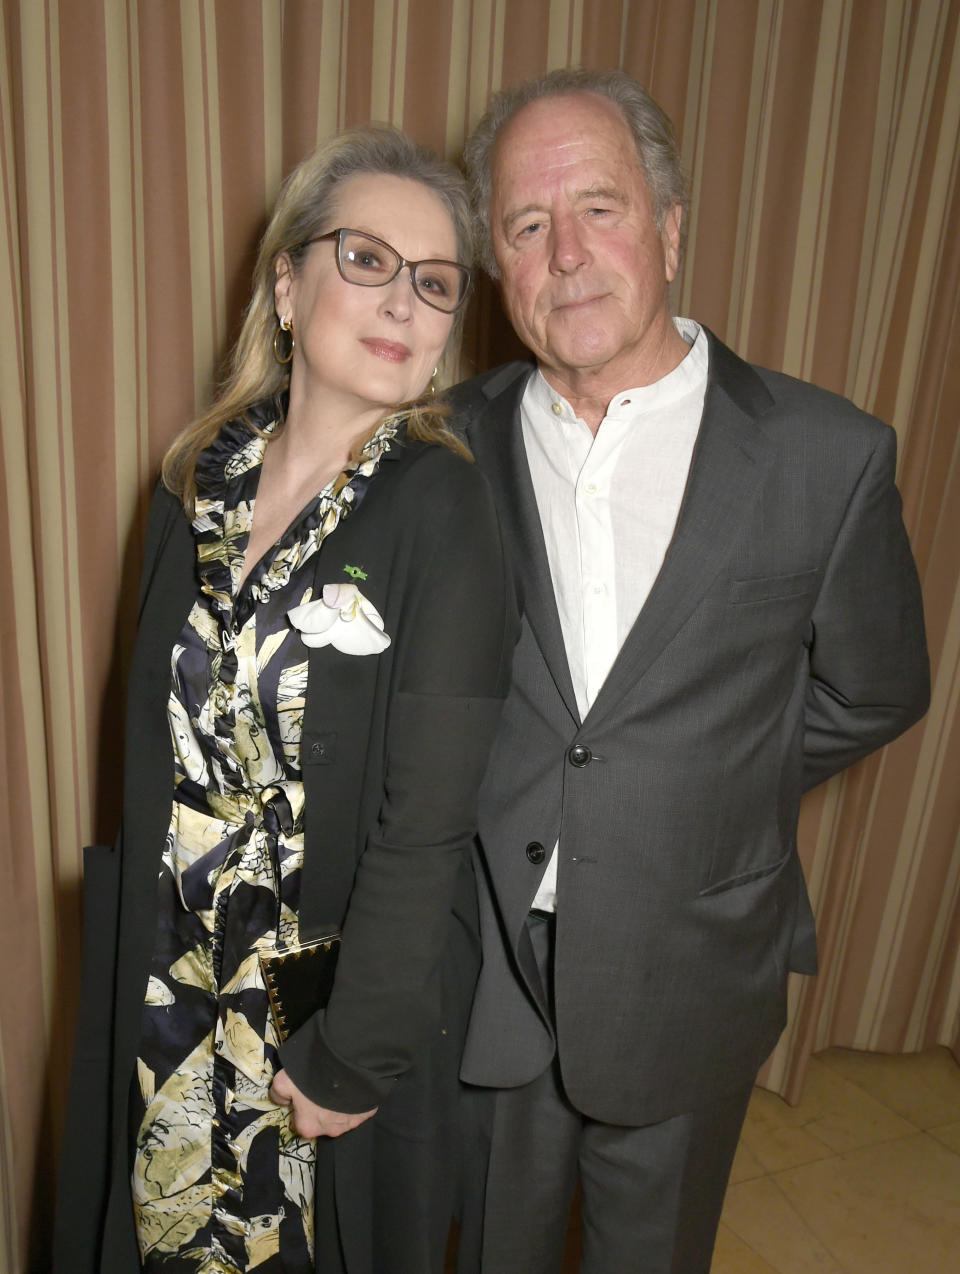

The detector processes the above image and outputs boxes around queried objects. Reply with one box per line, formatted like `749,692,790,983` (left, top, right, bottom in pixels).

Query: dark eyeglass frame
304,227,472,314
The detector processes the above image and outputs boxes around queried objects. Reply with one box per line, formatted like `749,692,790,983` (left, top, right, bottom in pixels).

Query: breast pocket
728,568,820,606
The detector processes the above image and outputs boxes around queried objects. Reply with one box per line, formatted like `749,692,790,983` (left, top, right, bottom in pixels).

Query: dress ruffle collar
192,399,401,621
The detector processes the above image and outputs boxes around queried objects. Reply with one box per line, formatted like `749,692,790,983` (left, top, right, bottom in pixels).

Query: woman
55,126,515,1274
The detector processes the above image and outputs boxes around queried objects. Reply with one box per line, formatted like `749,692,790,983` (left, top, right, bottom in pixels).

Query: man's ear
662,204,682,283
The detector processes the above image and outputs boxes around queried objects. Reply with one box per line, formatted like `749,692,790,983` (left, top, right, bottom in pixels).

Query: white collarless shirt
523,317,709,911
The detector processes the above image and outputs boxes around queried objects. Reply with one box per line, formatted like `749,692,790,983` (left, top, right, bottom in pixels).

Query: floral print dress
131,404,397,1274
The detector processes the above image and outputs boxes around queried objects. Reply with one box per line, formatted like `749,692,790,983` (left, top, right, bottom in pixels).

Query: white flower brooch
288,579,390,655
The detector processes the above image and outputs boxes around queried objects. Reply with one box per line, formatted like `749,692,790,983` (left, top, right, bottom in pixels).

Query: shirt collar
526,317,707,425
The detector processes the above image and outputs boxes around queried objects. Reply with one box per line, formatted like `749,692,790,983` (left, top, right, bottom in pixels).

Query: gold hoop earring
273,315,294,365
429,367,438,396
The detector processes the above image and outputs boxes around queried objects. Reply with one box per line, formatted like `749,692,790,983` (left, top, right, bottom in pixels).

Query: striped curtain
1,2,957,1269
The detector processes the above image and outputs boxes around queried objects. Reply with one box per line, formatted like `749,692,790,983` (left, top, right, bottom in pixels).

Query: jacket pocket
729,569,820,605
699,847,792,897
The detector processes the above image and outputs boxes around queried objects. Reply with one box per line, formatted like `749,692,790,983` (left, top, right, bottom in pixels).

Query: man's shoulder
756,364,882,428
446,360,534,415
706,329,890,450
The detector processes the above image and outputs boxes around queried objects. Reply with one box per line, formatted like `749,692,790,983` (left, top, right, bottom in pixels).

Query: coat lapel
585,334,776,728
466,363,580,726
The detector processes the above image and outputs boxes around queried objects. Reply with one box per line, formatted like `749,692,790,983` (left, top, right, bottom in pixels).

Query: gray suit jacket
449,330,929,1127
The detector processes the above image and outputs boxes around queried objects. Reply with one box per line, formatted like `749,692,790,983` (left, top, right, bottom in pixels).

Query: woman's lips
361,338,411,362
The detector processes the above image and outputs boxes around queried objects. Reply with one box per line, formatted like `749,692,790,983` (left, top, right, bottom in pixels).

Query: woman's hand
269,1068,377,1139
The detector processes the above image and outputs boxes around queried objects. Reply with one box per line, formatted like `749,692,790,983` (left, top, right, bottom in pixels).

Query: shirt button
568,744,592,768
584,482,598,494
526,841,546,864
551,401,563,416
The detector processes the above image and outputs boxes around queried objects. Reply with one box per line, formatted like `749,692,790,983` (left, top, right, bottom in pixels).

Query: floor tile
774,1131,960,1273
929,1118,960,1156
728,1135,766,1184
797,1059,916,1153
720,1176,847,1273
739,1087,835,1173
817,1045,960,1130
742,1057,915,1170
710,1222,781,1273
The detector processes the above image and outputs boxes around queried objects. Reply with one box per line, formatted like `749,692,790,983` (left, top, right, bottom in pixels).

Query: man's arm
803,424,929,791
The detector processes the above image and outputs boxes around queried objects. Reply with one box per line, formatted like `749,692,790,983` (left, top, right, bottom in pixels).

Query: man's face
489,92,682,390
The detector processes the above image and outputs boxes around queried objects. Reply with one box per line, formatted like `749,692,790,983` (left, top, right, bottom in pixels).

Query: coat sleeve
137,480,184,616
802,424,929,791
280,457,517,1110
54,481,188,1272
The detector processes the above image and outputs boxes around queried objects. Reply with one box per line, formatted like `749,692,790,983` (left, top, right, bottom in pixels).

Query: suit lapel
585,334,776,728
467,365,580,725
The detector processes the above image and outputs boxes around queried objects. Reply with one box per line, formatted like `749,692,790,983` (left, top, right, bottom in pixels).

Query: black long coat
55,433,517,1274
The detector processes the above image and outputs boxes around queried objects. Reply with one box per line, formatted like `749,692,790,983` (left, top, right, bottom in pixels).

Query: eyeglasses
305,228,471,314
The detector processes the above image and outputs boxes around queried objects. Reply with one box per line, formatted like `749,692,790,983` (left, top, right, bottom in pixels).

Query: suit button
568,744,592,767
526,841,545,864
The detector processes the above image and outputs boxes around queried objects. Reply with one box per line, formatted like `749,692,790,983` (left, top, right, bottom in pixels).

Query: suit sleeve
802,424,929,791
280,459,517,1110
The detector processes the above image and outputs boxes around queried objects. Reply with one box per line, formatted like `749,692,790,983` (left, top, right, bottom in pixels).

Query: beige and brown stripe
1,3,958,1269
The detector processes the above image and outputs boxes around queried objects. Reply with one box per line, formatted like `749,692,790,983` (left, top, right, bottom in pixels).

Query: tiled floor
713,1047,960,1273
448,1046,960,1272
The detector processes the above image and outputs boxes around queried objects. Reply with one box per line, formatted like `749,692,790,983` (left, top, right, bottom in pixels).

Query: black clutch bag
259,933,341,1042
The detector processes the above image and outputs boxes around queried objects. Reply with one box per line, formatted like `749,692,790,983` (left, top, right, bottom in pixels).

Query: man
450,68,929,1274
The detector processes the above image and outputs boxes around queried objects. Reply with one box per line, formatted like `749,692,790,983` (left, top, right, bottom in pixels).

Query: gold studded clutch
259,933,341,1043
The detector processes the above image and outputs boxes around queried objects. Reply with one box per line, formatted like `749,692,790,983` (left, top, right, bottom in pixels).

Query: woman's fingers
269,1068,377,1137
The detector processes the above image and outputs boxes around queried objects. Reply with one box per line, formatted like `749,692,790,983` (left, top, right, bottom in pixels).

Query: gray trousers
458,914,753,1274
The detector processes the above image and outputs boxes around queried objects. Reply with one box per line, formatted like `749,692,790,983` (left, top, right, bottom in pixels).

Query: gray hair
462,68,689,276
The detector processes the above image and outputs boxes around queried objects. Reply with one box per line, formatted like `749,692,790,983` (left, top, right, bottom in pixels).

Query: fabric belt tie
171,781,300,912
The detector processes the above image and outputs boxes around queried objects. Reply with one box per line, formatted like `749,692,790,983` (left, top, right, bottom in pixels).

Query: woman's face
274,173,459,419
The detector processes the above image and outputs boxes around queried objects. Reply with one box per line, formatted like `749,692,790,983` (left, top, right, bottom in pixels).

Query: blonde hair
163,124,474,511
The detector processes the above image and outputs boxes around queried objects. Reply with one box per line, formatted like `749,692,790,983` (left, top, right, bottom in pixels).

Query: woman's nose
378,269,416,320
